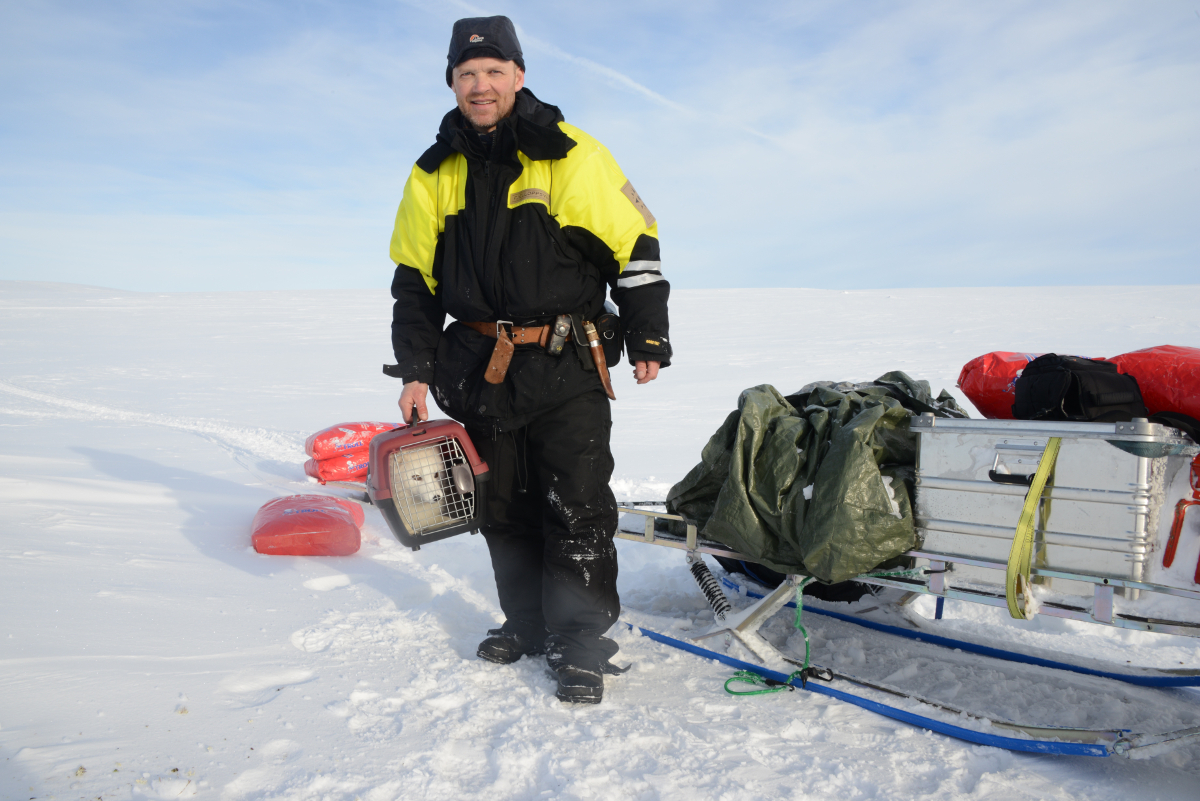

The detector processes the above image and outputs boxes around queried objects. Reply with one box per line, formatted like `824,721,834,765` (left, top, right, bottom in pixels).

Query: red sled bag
251,495,363,556
956,352,1041,419
959,345,1200,424
305,422,401,460
305,453,371,484
1106,345,1200,422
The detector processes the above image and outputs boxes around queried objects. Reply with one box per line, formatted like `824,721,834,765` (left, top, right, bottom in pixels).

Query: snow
2,280,1200,800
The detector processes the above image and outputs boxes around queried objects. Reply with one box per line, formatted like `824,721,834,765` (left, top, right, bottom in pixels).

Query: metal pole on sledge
615,505,809,668
685,552,801,670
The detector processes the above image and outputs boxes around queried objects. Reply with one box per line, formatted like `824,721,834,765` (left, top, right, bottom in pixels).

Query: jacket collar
416,89,575,173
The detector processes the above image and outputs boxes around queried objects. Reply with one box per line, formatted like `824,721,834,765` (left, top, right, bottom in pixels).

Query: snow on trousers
468,390,620,667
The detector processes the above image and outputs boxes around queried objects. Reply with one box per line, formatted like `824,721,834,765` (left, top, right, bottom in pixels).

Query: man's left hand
633,361,660,384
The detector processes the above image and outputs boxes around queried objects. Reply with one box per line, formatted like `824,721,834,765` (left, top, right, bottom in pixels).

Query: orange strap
1163,454,1200,582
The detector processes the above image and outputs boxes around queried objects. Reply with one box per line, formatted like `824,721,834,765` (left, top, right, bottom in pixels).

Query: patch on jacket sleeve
620,181,656,228
509,188,550,206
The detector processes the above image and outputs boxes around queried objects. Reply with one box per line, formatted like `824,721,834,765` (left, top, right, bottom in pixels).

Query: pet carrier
366,419,489,549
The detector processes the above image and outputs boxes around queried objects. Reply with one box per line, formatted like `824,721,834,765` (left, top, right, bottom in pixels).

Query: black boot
549,661,604,704
476,628,545,665
546,635,627,704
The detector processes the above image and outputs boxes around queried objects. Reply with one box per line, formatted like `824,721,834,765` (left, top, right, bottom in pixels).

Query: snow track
0,378,308,494
3,282,1200,800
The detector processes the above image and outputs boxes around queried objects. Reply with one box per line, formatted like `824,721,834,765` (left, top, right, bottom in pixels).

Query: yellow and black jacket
388,90,671,429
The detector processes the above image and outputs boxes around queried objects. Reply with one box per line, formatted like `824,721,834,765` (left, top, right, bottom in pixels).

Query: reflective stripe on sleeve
617,272,666,289
624,260,662,273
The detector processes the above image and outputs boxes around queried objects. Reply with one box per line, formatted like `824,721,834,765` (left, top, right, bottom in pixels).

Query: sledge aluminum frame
616,506,1200,638
854,549,1200,637
615,505,1200,757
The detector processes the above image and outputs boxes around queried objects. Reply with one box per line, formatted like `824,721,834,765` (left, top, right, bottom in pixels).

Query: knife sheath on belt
583,321,617,401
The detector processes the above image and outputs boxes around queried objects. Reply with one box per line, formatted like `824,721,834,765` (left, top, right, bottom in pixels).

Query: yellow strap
1005,436,1062,619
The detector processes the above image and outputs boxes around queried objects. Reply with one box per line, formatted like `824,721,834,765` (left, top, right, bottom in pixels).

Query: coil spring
690,557,732,621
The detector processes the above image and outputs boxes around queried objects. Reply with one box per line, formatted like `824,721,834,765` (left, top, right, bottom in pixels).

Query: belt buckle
496,320,513,339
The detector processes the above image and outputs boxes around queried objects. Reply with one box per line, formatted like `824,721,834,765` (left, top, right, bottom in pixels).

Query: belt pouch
546,314,571,356
594,312,623,367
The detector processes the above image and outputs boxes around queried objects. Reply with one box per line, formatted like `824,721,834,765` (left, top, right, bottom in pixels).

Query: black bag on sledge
1012,353,1147,423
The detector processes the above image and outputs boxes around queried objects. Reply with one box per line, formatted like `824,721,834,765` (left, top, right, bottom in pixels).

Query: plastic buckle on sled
798,666,834,689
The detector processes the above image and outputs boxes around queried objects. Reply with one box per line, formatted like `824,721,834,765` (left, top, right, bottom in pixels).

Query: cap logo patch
469,34,484,43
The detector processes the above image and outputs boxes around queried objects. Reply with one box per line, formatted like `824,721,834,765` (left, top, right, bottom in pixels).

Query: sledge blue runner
624,621,1120,757
723,576,1200,688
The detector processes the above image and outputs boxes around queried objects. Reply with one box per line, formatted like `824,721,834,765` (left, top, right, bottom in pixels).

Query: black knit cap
445,16,525,87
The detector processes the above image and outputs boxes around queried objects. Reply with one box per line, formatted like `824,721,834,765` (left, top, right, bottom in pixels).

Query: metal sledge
615,504,1200,758
614,418,1200,757
620,415,1200,639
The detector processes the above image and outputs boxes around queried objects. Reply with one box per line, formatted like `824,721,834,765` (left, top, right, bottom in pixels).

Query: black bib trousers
467,389,621,667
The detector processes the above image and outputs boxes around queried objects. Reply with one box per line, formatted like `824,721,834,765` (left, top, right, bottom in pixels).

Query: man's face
451,56,525,133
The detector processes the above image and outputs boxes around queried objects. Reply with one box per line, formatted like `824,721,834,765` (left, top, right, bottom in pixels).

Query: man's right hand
398,380,429,424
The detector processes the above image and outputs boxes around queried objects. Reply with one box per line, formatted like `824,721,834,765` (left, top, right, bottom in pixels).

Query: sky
1,0,1198,292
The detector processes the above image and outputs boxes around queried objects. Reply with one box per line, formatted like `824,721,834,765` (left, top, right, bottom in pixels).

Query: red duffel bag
956,352,1040,419
305,422,401,460
958,345,1200,421
305,453,371,484
1106,345,1200,421
252,495,363,556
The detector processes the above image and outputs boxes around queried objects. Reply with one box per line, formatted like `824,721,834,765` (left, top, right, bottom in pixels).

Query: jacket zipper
468,131,512,320
481,153,509,318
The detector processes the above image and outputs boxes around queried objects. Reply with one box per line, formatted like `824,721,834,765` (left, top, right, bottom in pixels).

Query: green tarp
665,372,967,583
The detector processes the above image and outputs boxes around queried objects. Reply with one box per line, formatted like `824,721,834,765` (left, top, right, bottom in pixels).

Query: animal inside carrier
367,419,489,549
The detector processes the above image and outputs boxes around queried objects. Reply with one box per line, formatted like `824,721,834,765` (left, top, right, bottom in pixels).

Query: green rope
792,576,817,671
723,669,802,695
860,567,927,581
725,569,926,697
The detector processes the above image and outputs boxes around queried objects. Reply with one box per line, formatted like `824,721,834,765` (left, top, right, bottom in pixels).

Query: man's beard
459,92,516,132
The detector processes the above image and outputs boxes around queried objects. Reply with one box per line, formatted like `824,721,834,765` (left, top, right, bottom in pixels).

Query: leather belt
464,320,562,386
462,319,615,401
462,320,562,349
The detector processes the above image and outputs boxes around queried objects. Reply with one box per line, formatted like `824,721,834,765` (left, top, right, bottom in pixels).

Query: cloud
629,0,1200,286
1,0,1197,290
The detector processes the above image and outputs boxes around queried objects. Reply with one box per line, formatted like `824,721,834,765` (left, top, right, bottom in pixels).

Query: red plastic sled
251,494,363,556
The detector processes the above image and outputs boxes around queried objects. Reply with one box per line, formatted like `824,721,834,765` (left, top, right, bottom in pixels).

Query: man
386,16,671,705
